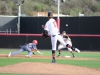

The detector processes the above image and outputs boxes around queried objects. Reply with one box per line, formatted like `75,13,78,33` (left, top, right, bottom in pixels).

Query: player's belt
52,35,56,37
52,34,60,37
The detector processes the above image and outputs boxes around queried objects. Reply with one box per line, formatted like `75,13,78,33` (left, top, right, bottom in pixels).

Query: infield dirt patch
0,62,100,75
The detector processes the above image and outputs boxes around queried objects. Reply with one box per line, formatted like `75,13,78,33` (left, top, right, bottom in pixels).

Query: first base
64,55,71,58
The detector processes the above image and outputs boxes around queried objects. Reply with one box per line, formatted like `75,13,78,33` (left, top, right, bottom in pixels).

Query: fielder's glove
42,30,50,38
33,52,36,55
63,35,68,38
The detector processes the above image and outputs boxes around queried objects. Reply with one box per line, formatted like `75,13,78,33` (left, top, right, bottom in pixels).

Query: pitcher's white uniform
44,18,66,50
58,35,72,51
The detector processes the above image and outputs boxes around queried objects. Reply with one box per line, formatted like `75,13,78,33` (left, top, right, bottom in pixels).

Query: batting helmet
48,11,53,17
33,40,38,45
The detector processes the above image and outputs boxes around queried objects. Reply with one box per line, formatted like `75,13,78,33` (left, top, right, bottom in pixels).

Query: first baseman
57,31,80,58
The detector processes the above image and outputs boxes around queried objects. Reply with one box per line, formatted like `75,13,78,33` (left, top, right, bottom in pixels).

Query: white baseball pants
51,34,66,50
58,41,72,51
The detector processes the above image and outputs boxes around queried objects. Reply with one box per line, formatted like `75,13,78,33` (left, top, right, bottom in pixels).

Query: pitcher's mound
0,62,100,75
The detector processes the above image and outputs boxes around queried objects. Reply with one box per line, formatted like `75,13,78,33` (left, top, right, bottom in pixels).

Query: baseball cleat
8,52,11,57
75,48,80,53
26,55,31,58
72,55,76,58
57,54,61,57
52,59,56,63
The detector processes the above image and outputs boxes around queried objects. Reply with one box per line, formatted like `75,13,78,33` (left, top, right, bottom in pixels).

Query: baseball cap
48,11,53,17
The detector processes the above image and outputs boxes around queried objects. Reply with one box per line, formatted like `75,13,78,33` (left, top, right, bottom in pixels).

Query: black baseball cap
48,11,53,17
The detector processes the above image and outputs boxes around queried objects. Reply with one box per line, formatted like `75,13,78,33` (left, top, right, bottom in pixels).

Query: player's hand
40,53,43,55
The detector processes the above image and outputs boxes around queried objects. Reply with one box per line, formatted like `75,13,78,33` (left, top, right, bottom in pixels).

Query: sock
71,51,75,57
53,57,55,60
72,53,75,57
52,50,55,60
58,50,61,55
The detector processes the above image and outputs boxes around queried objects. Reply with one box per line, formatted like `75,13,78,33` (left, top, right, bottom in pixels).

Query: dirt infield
0,54,100,75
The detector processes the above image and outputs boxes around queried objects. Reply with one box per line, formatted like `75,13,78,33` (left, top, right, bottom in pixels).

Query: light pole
53,0,65,30
57,0,60,19
57,0,60,30
14,0,25,34
18,3,21,34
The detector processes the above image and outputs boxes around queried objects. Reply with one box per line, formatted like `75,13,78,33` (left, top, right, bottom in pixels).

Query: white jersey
62,35,72,46
44,18,60,35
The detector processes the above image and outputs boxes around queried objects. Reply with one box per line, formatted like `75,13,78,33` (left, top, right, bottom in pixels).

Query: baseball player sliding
57,31,80,58
42,11,80,63
8,40,43,57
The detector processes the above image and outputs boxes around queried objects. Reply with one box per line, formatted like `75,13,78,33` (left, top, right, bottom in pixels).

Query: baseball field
0,49,100,75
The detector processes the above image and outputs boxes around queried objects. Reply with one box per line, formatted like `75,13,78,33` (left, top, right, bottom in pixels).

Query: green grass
0,49,100,57
0,49,100,75
0,58,51,67
1,58,100,69
58,59,100,68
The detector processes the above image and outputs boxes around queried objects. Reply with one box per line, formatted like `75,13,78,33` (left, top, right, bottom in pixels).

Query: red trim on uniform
52,54,55,57
56,18,60,30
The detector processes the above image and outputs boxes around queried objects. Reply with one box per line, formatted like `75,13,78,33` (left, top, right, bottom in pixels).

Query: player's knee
71,47,75,50
28,50,31,52
58,46,61,50
52,50,55,54
66,44,71,48
68,48,72,52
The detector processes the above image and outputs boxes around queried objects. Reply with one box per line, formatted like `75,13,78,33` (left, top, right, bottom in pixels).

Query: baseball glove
42,30,50,38
63,35,68,38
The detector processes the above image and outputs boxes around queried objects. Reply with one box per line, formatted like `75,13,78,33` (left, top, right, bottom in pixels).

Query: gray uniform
10,43,37,56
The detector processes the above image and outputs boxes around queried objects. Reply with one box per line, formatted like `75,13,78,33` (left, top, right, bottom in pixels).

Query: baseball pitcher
42,11,79,63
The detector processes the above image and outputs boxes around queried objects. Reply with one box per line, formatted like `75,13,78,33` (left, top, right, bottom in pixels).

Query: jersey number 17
53,21,57,27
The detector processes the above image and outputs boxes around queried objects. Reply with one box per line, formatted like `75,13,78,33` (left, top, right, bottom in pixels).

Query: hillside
0,0,100,16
